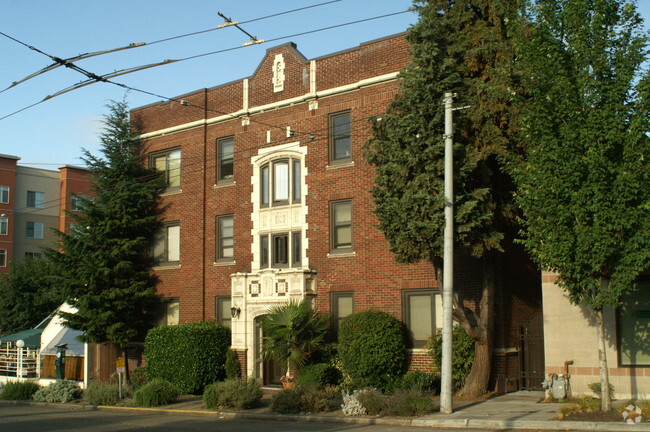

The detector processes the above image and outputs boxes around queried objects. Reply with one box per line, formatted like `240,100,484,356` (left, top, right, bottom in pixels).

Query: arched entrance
254,316,282,386
519,313,545,390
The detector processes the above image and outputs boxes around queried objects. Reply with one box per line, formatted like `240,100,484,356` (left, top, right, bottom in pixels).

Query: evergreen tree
49,100,163,377
365,0,524,397
0,258,65,336
510,0,650,411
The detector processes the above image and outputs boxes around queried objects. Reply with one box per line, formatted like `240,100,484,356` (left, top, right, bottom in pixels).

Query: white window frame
0,186,9,204
0,216,7,235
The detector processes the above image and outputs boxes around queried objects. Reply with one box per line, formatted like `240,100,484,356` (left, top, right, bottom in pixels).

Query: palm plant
260,299,329,381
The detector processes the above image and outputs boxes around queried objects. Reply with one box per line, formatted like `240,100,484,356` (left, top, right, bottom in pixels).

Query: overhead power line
0,9,411,122
0,0,343,94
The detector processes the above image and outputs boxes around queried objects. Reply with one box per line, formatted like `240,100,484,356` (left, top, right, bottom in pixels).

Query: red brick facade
133,34,542,390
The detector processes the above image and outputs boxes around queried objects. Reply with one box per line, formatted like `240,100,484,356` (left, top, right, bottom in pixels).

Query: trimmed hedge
338,310,407,390
296,363,340,388
133,379,179,407
144,321,230,394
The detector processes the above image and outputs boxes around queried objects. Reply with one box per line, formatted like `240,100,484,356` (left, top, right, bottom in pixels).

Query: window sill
214,260,236,267
152,263,181,270
161,188,182,197
214,181,236,189
327,251,356,259
326,161,354,170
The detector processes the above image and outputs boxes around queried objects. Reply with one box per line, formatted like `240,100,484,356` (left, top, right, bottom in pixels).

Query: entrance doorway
519,313,545,390
254,317,282,385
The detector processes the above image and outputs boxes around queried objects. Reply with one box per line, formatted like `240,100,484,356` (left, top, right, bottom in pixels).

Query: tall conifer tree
365,0,524,397
510,0,650,410
49,100,163,375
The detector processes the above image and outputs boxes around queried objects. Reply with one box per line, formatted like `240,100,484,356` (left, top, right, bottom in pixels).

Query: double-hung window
0,216,7,235
329,111,351,163
403,289,437,348
152,148,181,189
155,298,180,326
0,186,9,204
217,137,234,183
216,296,232,328
330,200,353,253
152,222,180,265
331,292,353,334
0,249,6,267
260,231,301,269
26,191,44,208
216,215,234,262
70,194,93,212
260,158,301,208
25,221,44,239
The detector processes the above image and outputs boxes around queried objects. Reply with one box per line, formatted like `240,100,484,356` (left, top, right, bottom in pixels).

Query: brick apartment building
133,33,543,389
0,154,92,274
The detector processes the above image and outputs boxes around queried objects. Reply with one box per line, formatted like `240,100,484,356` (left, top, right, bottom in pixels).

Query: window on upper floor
152,222,180,266
217,136,234,184
331,292,353,335
0,186,9,204
152,148,181,190
329,111,351,164
25,252,42,260
26,191,44,208
25,221,44,239
0,217,7,235
155,298,180,326
260,231,301,269
260,158,301,208
403,289,441,349
330,200,353,253
0,249,6,267
70,194,93,212
216,215,234,262
216,296,232,328
618,279,650,366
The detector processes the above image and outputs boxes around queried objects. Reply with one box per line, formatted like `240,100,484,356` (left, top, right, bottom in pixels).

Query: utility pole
440,92,455,414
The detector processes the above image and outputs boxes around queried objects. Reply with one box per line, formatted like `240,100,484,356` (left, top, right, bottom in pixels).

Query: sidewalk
4,390,650,432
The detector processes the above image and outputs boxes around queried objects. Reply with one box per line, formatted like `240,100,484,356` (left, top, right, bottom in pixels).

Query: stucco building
0,154,92,274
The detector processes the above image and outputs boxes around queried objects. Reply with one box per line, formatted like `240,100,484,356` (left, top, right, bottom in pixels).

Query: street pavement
1,390,649,432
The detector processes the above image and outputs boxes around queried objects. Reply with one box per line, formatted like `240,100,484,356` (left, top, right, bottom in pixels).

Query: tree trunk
595,307,612,411
454,254,495,399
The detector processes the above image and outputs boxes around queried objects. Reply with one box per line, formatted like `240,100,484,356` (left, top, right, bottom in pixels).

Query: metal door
519,313,545,390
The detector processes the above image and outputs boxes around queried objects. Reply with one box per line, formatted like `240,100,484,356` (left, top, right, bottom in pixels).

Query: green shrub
300,385,341,413
129,367,147,391
271,388,304,414
356,388,386,415
0,381,40,400
145,321,230,394
338,310,407,390
428,326,475,390
382,389,436,417
296,363,341,388
386,371,440,394
33,380,83,403
225,349,240,380
133,379,179,407
84,381,121,406
202,378,262,410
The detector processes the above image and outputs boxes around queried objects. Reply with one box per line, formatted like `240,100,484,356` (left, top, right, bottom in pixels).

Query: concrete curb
2,399,650,431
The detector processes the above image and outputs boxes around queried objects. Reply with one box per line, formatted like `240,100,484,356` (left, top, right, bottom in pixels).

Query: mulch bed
562,410,629,422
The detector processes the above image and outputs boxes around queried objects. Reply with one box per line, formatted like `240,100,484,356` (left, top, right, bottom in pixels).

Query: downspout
202,88,208,321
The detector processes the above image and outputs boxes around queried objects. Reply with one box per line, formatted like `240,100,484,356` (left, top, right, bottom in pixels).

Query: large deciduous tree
365,0,524,397
49,100,163,377
510,0,650,411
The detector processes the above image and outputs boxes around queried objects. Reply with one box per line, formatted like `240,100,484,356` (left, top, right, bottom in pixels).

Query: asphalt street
0,404,544,432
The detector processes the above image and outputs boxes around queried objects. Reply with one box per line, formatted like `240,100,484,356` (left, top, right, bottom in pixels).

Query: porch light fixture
230,307,241,318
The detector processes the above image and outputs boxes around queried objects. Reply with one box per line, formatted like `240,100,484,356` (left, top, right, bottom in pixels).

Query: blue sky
1,1,648,170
